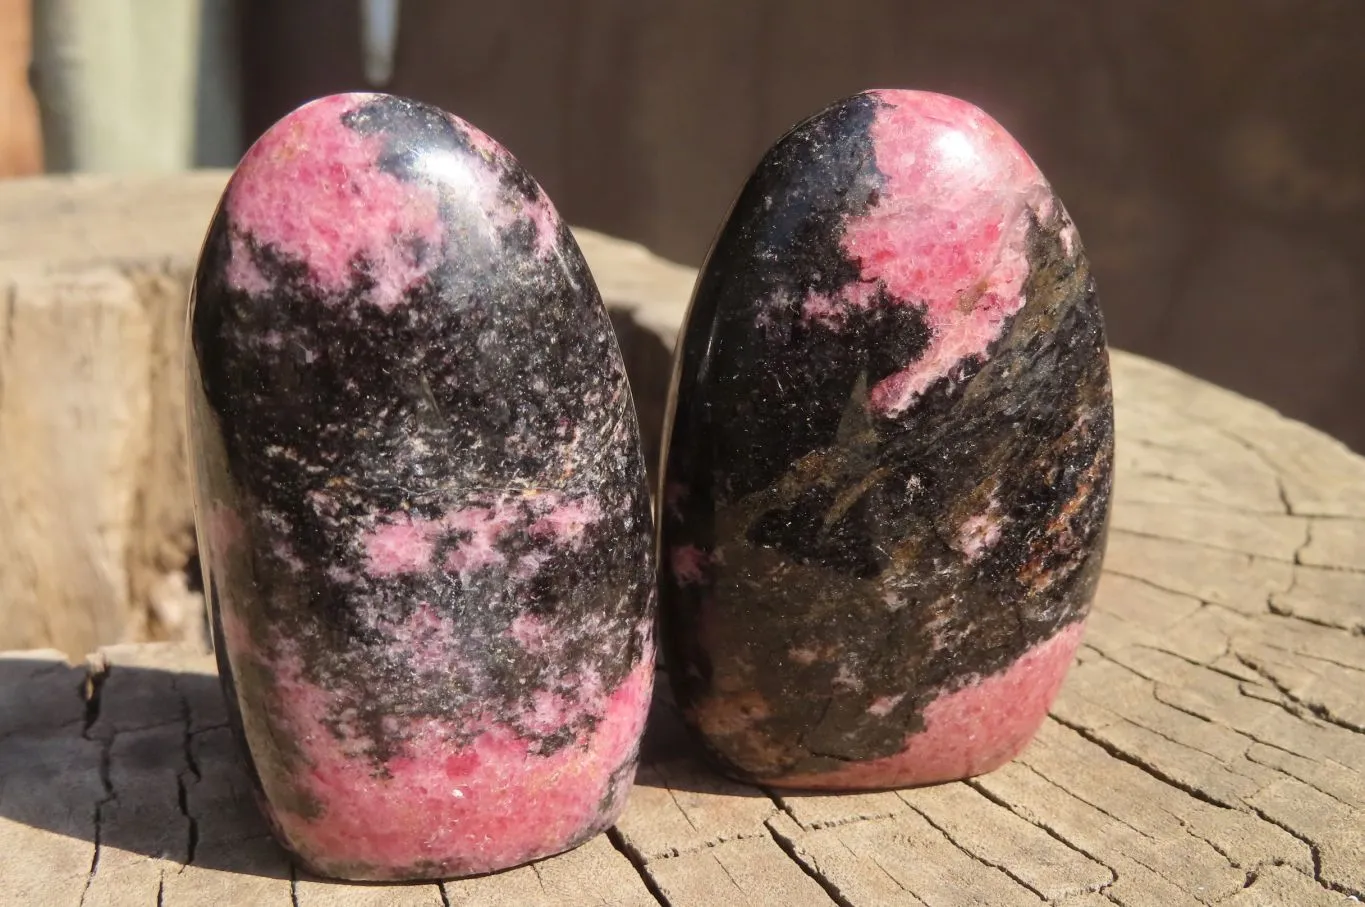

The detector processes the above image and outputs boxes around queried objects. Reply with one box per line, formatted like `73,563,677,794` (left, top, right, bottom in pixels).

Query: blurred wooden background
234,0,1365,453
10,0,1365,451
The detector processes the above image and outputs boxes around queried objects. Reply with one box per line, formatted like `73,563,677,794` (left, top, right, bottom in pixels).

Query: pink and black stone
186,93,655,880
658,90,1114,789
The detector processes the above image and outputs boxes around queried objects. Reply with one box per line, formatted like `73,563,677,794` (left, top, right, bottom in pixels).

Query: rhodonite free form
659,90,1114,789
186,93,655,880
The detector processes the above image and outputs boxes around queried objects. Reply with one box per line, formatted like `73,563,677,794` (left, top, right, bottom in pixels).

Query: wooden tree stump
1,174,1363,904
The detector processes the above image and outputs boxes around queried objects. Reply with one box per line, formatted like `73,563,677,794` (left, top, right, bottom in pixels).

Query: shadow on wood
0,647,746,899
3,242,1364,902
0,652,295,891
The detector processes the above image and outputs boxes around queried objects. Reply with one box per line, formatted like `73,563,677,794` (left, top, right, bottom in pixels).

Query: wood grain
3,337,1364,904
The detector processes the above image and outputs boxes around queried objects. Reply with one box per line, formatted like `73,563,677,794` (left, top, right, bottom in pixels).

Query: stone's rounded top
838,89,1053,314
192,92,627,499
845,90,1057,415
221,92,564,310
729,88,1075,416
857,89,1042,197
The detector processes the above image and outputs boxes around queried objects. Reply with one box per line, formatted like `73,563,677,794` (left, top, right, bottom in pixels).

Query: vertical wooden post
30,0,202,172
0,270,153,655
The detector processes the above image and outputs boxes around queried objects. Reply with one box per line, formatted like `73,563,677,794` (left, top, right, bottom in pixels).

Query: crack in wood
962,781,1120,893
77,662,114,907
1241,749,1363,812
904,803,1050,901
866,853,922,903
990,754,1261,900
960,770,1119,890
1046,721,1293,887
1125,642,1263,688
1267,572,1365,632
666,786,702,835
605,827,670,906
1108,526,1299,564
1234,653,1365,735
764,822,860,907
82,661,108,737
1270,646,1365,674
1099,568,1217,607
769,799,902,832
1025,736,1175,842
710,851,747,896
1208,426,1296,517
528,860,551,898
1295,519,1313,566
1054,652,1364,899
175,684,200,867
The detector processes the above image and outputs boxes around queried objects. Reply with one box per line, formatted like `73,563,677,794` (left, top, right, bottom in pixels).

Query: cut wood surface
1,173,1363,904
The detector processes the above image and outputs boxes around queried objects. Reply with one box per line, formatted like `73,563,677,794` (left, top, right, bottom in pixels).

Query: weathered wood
3,350,1364,906
0,173,228,654
0,269,152,654
2,173,1363,903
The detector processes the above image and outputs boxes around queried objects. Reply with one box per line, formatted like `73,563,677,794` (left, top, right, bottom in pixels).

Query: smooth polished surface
660,89,1114,788
187,93,655,880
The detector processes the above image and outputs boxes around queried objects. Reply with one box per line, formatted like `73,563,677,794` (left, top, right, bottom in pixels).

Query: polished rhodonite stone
186,93,655,880
658,89,1114,789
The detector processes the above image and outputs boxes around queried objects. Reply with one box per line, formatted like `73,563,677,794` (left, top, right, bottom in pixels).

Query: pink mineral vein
363,513,437,577
508,612,555,652
772,619,1086,788
867,693,905,717
505,611,623,669
225,94,445,312
830,90,1055,415
528,496,604,547
441,505,519,578
800,280,880,327
956,499,1004,561
522,190,562,259
361,493,602,580
670,545,710,585
258,647,654,875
